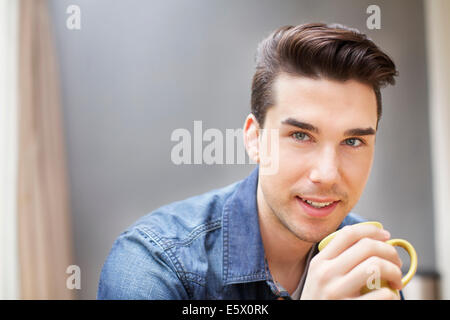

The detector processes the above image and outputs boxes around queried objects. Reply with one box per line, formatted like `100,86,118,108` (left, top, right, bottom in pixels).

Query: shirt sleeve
97,227,189,300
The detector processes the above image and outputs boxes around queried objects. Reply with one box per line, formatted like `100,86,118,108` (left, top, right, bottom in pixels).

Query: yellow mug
318,221,418,296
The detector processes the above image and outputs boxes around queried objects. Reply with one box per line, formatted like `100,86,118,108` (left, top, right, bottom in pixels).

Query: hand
300,223,403,300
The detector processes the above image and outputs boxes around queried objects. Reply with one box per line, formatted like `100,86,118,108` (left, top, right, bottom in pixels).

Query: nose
308,146,340,186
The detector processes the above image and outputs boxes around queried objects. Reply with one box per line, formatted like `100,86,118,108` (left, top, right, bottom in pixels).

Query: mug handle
386,239,418,287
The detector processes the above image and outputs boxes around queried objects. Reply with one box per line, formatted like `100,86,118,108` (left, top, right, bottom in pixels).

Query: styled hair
251,23,398,128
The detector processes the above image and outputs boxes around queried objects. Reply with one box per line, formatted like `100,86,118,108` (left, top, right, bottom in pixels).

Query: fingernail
382,230,390,238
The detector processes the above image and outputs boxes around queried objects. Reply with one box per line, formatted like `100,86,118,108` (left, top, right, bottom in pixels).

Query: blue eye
292,132,311,141
344,138,363,147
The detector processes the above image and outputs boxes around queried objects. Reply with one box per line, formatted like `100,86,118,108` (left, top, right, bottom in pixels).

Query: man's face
256,74,377,243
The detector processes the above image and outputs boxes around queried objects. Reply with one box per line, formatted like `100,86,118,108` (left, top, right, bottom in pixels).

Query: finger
354,287,400,300
332,237,403,275
339,256,403,297
319,224,390,260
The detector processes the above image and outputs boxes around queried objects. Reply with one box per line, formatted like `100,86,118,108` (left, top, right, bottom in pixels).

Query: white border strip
424,0,450,300
0,0,20,299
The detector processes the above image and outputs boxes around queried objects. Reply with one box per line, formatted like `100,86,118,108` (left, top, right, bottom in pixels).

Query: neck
257,183,313,293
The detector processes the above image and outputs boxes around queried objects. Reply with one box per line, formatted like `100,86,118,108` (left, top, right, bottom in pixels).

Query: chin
287,212,345,243
297,224,334,243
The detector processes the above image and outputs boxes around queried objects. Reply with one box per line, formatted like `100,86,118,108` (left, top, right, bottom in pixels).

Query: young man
98,23,402,300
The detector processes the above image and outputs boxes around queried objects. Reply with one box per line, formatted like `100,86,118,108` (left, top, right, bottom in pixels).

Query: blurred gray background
48,0,434,299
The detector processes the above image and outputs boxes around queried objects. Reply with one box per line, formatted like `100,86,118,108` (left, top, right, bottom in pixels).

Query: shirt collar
222,166,268,285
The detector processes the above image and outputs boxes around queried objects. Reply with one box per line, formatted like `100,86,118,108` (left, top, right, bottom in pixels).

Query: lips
296,196,340,218
299,196,339,208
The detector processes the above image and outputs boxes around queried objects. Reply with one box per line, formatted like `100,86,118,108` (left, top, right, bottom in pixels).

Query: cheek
259,132,302,184
275,142,307,184
259,148,302,199
341,150,374,200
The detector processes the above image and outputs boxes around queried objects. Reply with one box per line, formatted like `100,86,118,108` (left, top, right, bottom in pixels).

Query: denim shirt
97,167,375,300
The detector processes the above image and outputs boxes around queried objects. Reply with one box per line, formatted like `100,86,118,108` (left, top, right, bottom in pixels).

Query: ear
243,113,260,163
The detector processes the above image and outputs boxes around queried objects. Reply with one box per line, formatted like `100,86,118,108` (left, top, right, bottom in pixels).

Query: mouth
296,196,341,218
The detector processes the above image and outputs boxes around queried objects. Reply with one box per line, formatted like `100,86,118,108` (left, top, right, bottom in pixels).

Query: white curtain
17,0,75,299
0,0,20,299
1,0,75,299
425,0,450,300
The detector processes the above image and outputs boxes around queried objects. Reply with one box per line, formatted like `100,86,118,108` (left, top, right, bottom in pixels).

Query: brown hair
251,23,398,128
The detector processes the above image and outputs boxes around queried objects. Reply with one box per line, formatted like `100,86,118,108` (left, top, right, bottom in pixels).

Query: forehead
269,74,377,128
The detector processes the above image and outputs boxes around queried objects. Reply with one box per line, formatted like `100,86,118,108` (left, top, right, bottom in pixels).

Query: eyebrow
344,127,376,136
281,118,376,137
281,118,319,133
